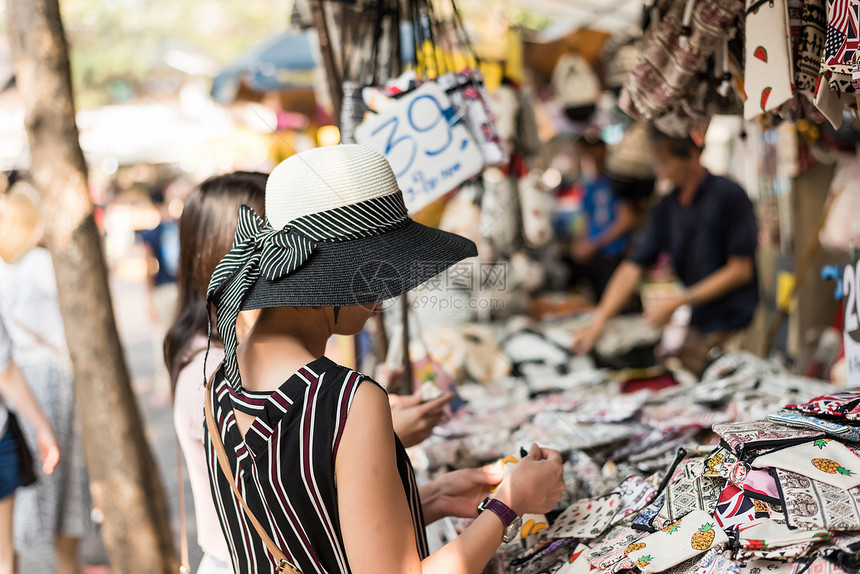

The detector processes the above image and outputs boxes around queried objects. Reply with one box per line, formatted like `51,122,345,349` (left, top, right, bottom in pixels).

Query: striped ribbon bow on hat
206,205,318,395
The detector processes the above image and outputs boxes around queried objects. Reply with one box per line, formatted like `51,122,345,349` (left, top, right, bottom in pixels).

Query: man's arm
644,256,755,326
571,260,644,354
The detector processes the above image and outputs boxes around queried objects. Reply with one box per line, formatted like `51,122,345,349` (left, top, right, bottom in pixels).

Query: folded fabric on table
769,410,860,442
655,460,723,525
713,420,825,457
742,469,782,503
545,494,622,540
775,468,860,531
691,548,740,574
584,525,646,570
693,447,739,479
624,510,729,573
633,493,667,532
736,540,818,561
513,537,582,574
714,483,761,530
736,559,793,573
738,517,830,549
752,438,860,489
556,543,592,574
792,557,852,574
610,476,658,525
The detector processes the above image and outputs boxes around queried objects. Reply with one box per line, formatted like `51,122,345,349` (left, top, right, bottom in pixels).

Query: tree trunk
6,1,178,572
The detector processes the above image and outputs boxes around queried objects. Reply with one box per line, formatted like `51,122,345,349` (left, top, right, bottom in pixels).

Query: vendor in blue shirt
570,134,640,300
572,127,759,374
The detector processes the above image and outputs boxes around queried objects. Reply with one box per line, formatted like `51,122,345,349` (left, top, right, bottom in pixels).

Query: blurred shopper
0,314,60,574
142,187,180,401
569,131,641,300
572,128,759,375
0,182,92,574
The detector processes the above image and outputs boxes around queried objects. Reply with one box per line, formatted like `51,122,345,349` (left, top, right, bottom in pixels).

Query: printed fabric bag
795,0,827,95
585,525,646,570
624,510,729,573
743,0,795,119
654,460,724,525
784,390,860,417
769,410,860,442
823,0,860,94
712,419,826,458
544,493,622,540
752,438,860,489
775,468,860,531
619,0,743,133
553,52,601,123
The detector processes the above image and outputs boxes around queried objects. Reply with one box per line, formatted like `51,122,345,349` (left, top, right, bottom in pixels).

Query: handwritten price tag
843,263,860,387
355,83,484,213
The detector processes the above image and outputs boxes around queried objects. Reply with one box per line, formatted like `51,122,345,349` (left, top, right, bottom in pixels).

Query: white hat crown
266,144,401,230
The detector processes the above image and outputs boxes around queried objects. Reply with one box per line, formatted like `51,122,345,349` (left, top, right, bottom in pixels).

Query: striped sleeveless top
205,356,429,574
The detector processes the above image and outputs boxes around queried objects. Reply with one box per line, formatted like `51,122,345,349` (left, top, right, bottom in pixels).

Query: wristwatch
478,497,523,543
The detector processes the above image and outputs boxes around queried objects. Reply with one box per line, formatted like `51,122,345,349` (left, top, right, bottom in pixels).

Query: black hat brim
240,220,478,309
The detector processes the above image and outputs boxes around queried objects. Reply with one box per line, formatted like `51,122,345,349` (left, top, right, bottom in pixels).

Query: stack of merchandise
409,341,860,573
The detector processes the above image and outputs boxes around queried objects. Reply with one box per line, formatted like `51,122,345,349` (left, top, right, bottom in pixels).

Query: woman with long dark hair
167,172,268,574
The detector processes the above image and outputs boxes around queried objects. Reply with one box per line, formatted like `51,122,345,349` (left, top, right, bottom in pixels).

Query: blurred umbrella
211,30,320,104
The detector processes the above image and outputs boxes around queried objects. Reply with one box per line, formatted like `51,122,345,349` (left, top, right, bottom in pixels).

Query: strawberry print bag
744,0,795,119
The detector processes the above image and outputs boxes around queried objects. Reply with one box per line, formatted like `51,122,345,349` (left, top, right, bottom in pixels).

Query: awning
211,30,320,104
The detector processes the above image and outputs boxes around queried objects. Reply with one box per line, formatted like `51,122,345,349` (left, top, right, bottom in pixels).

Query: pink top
173,336,229,563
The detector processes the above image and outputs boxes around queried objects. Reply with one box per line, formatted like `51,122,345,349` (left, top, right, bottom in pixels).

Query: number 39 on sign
355,82,484,213
843,263,860,387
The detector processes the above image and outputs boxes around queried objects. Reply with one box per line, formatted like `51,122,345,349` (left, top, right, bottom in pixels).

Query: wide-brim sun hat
209,144,477,311
0,182,45,265
206,144,477,398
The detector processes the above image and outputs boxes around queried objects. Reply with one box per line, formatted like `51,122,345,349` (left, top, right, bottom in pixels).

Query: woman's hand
421,462,506,524
389,392,454,448
35,424,60,475
494,444,565,516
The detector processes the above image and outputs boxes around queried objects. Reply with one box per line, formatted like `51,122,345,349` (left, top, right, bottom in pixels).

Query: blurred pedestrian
0,314,61,574
142,186,180,401
568,131,642,301
0,182,92,574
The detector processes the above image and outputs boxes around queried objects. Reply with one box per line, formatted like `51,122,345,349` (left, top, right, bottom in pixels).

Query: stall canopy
211,30,320,104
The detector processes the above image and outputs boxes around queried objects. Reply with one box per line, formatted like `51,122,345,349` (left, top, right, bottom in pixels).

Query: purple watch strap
481,498,517,527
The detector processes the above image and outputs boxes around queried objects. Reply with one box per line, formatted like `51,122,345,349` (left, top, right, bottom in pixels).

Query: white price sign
843,263,860,387
356,82,484,213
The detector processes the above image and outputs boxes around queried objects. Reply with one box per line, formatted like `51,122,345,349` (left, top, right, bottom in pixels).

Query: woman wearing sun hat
204,145,565,574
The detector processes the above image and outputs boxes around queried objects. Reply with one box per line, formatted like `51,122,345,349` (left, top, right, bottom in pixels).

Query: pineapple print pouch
751,438,860,490
624,510,729,573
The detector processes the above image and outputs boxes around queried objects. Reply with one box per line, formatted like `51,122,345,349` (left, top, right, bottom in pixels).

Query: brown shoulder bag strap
204,385,303,574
